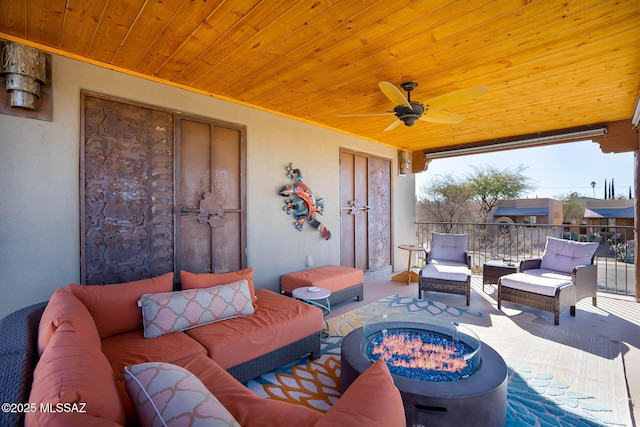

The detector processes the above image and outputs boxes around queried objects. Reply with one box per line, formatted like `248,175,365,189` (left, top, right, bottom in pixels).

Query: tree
466,164,536,217
556,191,584,223
417,174,474,229
611,177,615,198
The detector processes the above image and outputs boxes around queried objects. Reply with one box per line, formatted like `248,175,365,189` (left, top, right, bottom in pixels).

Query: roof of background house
583,206,634,219
494,207,549,216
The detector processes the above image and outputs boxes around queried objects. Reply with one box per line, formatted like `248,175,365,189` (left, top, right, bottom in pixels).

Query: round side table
392,244,425,284
292,286,331,336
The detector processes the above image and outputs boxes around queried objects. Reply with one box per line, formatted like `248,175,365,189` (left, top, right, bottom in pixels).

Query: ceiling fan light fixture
399,115,420,126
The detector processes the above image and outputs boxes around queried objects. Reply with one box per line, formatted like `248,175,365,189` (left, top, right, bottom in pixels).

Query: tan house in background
488,198,563,226
584,199,635,242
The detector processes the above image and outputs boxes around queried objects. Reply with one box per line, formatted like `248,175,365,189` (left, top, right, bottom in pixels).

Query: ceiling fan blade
420,110,465,124
379,81,411,108
337,111,395,117
383,118,403,132
424,85,489,110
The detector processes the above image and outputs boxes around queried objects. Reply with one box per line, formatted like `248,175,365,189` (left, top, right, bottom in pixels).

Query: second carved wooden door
176,118,246,276
339,150,391,272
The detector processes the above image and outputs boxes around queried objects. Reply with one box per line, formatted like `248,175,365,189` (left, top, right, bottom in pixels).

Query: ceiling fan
340,81,489,132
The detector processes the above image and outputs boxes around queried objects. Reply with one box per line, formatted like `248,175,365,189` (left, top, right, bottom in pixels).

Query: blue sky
415,140,635,200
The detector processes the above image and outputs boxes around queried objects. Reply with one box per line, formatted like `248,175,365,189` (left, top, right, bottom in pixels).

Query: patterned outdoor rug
246,295,632,426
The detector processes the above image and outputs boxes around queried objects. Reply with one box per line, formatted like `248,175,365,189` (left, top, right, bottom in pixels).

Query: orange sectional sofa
0,270,406,427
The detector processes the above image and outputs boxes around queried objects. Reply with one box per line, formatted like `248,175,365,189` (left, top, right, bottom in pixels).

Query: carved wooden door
81,93,175,284
339,150,391,271
176,118,246,275
81,93,245,285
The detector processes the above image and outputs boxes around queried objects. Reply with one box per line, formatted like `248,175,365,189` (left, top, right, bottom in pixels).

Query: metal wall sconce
1,42,47,111
398,150,411,176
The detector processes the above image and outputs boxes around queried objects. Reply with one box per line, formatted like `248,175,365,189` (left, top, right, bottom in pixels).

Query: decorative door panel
340,151,357,268
340,150,391,272
177,119,245,275
177,119,212,273
81,93,175,284
354,155,369,270
367,156,392,270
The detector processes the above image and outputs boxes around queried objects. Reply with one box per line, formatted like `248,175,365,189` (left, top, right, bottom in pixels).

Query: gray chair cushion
500,269,572,296
429,233,468,263
540,237,598,274
421,260,470,282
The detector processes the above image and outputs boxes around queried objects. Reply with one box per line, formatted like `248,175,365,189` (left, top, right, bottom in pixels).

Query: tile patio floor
327,273,640,426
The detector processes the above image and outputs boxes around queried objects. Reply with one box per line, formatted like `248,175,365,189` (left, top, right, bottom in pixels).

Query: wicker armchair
498,237,598,325
418,233,471,306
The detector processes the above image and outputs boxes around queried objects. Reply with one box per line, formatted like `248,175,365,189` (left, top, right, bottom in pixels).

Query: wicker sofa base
329,283,363,305
498,282,576,325
229,331,322,384
418,276,471,306
0,302,47,427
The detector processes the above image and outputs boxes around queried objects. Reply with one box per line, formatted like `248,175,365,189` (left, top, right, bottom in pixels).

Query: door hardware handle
341,200,371,215
179,192,225,227
181,207,199,214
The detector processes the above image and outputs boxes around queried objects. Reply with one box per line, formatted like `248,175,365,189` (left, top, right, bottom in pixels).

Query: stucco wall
0,54,416,318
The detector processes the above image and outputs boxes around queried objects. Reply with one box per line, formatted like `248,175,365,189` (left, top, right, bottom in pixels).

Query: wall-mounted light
1,42,47,111
398,150,411,176
632,94,640,128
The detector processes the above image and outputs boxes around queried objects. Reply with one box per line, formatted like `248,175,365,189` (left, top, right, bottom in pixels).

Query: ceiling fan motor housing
394,102,424,126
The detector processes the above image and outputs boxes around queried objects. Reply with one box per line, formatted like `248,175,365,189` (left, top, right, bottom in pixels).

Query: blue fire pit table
340,325,507,427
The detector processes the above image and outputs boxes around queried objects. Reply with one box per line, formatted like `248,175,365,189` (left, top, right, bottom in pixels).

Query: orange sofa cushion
101,330,207,380
313,359,406,427
185,289,323,369
37,287,101,356
101,329,207,424
280,265,364,294
181,268,257,301
27,323,126,426
178,354,322,427
67,272,174,339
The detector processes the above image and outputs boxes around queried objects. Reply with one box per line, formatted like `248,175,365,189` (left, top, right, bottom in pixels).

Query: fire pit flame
372,330,468,373
362,316,481,382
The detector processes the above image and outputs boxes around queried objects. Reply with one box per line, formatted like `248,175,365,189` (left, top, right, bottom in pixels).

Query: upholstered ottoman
280,265,364,306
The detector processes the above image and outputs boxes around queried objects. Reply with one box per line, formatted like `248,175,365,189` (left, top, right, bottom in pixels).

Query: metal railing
415,222,635,296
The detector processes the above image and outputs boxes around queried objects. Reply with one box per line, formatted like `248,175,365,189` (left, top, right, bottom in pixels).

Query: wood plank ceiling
1,0,638,155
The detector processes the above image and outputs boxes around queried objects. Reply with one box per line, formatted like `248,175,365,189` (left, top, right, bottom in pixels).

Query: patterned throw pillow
138,280,255,339
124,362,240,427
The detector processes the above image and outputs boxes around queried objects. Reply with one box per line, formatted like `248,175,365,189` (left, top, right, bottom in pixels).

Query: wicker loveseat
498,237,598,325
